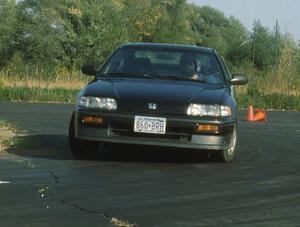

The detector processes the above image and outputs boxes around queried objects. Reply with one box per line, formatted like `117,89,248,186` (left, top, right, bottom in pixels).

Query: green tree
0,0,17,67
122,0,191,44
157,0,192,43
250,20,275,69
14,0,129,69
223,16,251,67
14,0,67,66
193,6,230,55
276,37,297,81
61,0,129,67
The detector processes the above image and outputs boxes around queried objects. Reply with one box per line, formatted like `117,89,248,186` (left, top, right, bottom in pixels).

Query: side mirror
82,64,97,75
230,74,248,85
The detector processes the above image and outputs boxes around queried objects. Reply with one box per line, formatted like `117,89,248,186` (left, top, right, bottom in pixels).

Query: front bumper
74,110,235,150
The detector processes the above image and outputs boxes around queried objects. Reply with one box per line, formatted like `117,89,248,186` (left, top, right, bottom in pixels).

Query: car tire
68,113,102,159
210,123,237,162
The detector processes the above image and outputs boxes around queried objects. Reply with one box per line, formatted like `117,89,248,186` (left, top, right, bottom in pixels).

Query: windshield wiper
157,75,207,83
100,72,156,80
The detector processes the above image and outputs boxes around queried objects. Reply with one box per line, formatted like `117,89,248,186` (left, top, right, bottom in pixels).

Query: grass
0,69,86,102
232,62,300,110
236,92,300,110
0,120,9,128
1,136,36,150
0,86,79,103
234,73,300,110
2,74,88,90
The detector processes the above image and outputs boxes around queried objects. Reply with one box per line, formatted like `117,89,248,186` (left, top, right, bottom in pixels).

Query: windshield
100,47,226,84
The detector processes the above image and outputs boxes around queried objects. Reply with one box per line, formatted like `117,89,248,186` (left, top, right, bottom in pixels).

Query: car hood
84,78,227,113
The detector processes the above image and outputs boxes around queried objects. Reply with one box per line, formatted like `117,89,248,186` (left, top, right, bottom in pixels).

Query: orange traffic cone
246,105,255,121
255,109,267,122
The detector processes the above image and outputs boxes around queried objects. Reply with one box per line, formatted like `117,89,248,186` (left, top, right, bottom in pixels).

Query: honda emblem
148,103,157,110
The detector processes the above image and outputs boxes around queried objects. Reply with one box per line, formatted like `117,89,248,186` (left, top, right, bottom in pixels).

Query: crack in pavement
46,170,59,184
37,170,137,227
57,199,137,227
2,146,136,226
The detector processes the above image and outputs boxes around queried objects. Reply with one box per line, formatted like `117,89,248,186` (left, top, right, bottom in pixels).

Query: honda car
69,43,247,162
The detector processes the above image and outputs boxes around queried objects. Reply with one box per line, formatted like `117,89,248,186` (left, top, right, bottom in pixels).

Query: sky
189,0,300,41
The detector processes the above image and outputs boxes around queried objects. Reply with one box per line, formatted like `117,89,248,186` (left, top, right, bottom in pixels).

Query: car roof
121,42,216,54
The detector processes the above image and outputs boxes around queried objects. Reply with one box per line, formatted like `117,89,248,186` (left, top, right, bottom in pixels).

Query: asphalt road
0,101,300,226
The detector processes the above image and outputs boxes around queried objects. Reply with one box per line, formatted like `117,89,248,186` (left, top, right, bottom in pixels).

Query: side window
102,50,127,73
107,58,124,73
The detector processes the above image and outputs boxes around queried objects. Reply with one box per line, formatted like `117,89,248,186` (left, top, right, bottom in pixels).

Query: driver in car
180,56,204,80
180,55,221,83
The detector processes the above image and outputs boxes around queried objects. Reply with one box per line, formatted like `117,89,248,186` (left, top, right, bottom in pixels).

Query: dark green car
69,43,248,162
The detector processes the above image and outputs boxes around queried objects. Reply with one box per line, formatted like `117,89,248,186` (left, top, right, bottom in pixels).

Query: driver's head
180,55,197,71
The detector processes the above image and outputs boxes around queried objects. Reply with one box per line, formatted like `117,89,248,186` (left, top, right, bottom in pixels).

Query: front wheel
210,124,237,162
68,113,102,159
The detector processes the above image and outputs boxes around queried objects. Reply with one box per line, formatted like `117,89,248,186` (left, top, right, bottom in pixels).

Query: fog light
197,124,219,132
82,116,104,125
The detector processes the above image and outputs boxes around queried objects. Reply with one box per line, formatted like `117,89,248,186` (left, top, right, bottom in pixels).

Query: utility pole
252,44,255,68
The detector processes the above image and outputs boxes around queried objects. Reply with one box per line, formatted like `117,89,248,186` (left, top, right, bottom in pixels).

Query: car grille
109,121,192,142
119,104,186,115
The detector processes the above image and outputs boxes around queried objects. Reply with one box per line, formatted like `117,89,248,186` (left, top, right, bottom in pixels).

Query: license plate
134,116,166,134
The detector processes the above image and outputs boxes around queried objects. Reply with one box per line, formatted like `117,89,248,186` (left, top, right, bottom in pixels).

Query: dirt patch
0,126,15,152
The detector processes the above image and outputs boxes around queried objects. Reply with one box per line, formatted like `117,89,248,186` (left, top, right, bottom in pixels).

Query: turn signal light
82,116,104,125
197,124,219,132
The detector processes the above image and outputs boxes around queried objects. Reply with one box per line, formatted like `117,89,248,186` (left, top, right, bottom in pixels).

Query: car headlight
78,96,117,110
187,104,231,117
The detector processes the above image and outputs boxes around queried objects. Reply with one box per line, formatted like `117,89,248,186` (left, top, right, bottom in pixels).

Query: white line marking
0,181,11,184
